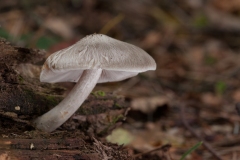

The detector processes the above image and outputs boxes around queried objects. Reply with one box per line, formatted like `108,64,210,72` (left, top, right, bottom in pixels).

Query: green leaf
36,36,59,49
92,90,106,97
204,55,217,65
180,141,202,160
0,28,11,39
215,81,226,95
193,13,208,28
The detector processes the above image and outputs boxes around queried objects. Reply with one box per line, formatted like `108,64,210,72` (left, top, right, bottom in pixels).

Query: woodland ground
1,0,240,160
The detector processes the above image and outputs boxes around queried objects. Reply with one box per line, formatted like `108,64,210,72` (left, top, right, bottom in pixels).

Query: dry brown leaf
129,129,184,152
201,92,222,106
211,125,232,134
0,153,10,160
184,46,204,70
44,17,74,39
141,31,162,49
206,6,240,31
232,89,240,101
211,0,240,12
131,96,168,113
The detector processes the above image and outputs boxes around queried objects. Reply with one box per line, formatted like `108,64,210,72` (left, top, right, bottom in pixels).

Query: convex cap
41,34,156,83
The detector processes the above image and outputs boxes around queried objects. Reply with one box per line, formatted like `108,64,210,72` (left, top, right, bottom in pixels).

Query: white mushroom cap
35,34,157,132
40,34,156,83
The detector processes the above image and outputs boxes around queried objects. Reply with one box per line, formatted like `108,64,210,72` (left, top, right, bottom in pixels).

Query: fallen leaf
44,17,74,39
106,128,134,145
131,96,169,113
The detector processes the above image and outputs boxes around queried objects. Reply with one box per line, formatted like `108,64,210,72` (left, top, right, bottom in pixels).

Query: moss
92,90,106,97
23,89,35,100
18,75,24,84
45,95,59,106
114,103,122,109
23,89,59,106
98,115,124,136
111,115,124,124
21,89,61,115
78,107,91,115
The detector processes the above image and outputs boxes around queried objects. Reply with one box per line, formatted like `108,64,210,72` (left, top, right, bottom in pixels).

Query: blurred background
1,0,240,159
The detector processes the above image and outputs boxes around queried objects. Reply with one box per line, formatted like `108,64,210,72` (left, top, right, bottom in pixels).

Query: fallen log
0,38,131,159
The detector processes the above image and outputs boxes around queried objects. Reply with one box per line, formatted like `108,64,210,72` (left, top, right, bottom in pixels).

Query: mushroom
34,34,156,132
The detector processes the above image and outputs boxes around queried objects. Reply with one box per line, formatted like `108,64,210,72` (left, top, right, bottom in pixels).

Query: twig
99,13,125,34
180,105,222,160
235,103,240,116
0,111,31,125
133,144,172,159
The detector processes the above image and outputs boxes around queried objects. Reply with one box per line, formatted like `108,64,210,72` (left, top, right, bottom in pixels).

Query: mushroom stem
34,69,102,132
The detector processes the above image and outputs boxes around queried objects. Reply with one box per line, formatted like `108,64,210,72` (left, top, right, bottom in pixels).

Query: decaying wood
0,38,131,159
0,138,130,160
0,38,61,117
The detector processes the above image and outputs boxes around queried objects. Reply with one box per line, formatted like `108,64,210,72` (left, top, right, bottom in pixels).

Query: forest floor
1,0,240,160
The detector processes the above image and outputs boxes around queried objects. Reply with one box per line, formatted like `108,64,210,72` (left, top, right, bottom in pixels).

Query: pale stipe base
33,69,102,132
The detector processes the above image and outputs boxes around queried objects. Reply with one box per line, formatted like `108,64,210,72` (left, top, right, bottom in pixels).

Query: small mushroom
34,34,156,132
